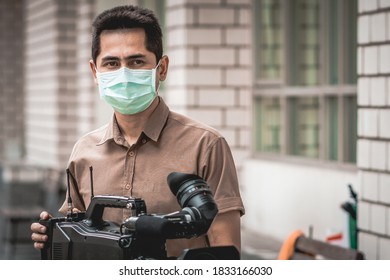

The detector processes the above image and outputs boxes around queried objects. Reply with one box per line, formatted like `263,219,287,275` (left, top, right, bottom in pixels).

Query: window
254,0,357,165
257,0,283,81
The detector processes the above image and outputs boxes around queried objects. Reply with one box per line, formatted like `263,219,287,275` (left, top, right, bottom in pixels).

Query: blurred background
0,0,389,260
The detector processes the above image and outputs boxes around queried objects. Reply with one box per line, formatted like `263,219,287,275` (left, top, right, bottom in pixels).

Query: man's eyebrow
125,54,146,60
101,55,120,61
101,54,146,61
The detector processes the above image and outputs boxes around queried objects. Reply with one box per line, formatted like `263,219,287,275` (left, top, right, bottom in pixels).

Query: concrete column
25,0,79,168
0,0,25,162
165,0,252,170
357,0,390,259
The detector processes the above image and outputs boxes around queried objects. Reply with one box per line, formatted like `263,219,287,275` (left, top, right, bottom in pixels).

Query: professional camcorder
40,171,239,260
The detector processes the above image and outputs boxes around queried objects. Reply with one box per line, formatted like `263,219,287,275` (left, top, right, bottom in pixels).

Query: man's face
90,28,167,84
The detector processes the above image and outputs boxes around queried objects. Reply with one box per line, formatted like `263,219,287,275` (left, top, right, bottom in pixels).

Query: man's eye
102,61,119,68
131,60,144,66
107,61,118,67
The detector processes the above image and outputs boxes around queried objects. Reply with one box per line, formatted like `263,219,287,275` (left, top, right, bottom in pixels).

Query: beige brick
379,110,390,138
388,143,390,171
219,128,237,146
225,108,249,127
166,7,194,27
359,109,379,138
187,28,223,45
358,77,370,106
238,47,251,66
198,88,236,107
357,47,364,75
388,77,390,106
358,15,370,44
167,28,187,47
238,8,251,25
360,0,379,12
225,68,251,86
379,45,390,73
167,67,187,87
225,28,251,45
370,77,386,106
380,0,390,8
198,48,235,66
379,237,390,259
361,171,379,201
388,12,390,40
371,141,387,170
239,128,250,147
358,232,378,259
357,139,371,168
168,48,196,67
238,88,251,107
198,8,235,25
187,108,223,127
388,208,390,235
371,204,386,234
166,88,196,107
364,46,379,75
186,68,223,86
379,174,390,204
357,201,370,231
371,13,386,42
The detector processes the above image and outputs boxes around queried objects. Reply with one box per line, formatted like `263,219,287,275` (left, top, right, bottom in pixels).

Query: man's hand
31,208,81,250
30,211,51,250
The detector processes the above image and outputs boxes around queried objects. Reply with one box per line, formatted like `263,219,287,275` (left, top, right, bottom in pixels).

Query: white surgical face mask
96,60,161,115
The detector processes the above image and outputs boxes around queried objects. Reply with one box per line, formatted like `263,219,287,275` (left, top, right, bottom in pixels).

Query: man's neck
114,97,159,146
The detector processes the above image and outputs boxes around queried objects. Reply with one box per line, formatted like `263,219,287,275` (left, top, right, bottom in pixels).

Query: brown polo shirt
59,97,244,258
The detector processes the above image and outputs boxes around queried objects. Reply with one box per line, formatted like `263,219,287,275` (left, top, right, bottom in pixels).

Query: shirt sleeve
200,137,245,216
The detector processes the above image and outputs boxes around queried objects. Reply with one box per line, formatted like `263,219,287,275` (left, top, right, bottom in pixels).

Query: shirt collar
143,96,170,142
96,96,169,146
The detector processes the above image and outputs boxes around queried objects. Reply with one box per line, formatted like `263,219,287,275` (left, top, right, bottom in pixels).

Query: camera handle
83,195,146,228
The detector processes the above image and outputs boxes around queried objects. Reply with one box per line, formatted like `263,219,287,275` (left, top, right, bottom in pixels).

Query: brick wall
165,0,252,170
25,0,79,168
357,0,390,259
75,0,96,136
0,0,25,162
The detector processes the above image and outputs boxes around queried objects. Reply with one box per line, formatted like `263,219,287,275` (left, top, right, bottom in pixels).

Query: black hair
91,5,163,64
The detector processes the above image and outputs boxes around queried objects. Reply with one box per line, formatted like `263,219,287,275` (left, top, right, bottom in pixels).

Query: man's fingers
31,232,48,243
40,211,52,220
31,222,47,234
33,242,45,250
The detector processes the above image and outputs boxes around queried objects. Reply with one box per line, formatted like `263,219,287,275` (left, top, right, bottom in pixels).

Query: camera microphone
123,172,218,239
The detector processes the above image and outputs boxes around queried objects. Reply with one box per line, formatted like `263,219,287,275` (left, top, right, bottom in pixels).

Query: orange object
277,230,304,260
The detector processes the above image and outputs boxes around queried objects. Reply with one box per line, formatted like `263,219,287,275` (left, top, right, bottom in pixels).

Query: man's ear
158,55,169,82
89,59,98,85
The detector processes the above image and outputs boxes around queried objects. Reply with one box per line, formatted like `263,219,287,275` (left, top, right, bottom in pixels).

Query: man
31,5,244,258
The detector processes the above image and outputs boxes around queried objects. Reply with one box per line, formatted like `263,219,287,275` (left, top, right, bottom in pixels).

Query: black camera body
40,172,240,260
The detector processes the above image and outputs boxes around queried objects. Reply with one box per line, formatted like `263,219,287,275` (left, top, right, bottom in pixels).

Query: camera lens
167,172,218,221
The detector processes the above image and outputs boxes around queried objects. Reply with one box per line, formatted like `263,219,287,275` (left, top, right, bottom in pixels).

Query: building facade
0,0,389,259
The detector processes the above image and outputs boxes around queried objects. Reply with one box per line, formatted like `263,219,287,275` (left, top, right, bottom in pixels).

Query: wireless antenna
89,166,94,200
66,168,73,217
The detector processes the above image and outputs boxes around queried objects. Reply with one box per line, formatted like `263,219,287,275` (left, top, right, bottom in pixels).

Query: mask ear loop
154,59,163,92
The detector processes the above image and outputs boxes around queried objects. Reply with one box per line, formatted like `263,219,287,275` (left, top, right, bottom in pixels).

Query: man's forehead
100,27,145,37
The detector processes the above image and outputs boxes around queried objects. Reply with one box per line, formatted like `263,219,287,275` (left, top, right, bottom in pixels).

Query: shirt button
129,151,135,157
142,139,147,144
125,183,131,190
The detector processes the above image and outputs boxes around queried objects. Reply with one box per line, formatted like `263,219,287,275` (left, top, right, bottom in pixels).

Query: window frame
252,0,358,170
